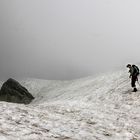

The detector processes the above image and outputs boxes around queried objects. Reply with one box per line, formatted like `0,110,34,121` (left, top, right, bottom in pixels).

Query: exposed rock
0,78,34,104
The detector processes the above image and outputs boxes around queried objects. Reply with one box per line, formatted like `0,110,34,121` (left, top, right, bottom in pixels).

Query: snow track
0,70,140,140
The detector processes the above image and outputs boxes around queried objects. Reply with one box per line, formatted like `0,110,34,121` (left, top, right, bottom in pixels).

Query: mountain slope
0,70,140,140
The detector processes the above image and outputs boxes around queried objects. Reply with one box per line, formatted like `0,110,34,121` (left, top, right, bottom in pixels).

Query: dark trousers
131,76,137,87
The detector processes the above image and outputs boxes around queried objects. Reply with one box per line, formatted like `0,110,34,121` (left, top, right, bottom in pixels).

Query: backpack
132,65,139,76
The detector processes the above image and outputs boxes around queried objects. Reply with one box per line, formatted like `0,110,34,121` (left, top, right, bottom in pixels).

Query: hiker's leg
131,76,137,92
131,76,136,88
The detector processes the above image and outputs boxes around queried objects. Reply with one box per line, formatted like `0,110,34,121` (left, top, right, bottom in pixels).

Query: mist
1,0,140,80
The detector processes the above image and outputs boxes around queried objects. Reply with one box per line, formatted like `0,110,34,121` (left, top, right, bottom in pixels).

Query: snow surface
0,70,140,140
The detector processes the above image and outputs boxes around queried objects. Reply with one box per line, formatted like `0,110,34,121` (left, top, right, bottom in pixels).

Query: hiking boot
132,88,137,92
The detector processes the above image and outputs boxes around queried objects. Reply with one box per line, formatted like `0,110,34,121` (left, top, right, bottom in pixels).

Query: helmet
126,64,131,68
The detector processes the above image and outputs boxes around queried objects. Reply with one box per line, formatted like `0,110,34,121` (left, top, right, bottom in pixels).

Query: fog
1,0,140,80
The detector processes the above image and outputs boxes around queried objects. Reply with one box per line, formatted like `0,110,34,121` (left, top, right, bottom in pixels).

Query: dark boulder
0,78,34,104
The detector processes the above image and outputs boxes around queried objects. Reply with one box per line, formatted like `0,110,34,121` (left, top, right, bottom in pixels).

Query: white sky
1,0,140,80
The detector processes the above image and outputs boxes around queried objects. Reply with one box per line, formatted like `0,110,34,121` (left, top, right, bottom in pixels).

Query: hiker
126,64,139,92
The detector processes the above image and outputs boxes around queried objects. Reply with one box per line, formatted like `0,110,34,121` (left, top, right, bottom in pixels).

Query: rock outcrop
0,78,34,104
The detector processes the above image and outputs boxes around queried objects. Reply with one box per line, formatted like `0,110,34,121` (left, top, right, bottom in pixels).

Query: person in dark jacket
126,64,139,92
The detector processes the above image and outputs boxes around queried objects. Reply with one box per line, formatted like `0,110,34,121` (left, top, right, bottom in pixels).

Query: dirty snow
0,70,140,140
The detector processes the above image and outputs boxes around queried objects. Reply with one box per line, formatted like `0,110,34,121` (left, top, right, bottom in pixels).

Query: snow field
0,70,140,139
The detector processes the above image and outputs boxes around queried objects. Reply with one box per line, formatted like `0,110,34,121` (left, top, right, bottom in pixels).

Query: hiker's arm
129,68,134,78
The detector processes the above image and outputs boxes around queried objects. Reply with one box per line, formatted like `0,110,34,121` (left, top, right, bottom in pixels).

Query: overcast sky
1,0,140,80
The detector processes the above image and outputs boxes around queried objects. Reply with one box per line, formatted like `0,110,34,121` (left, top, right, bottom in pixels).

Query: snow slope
0,70,140,140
